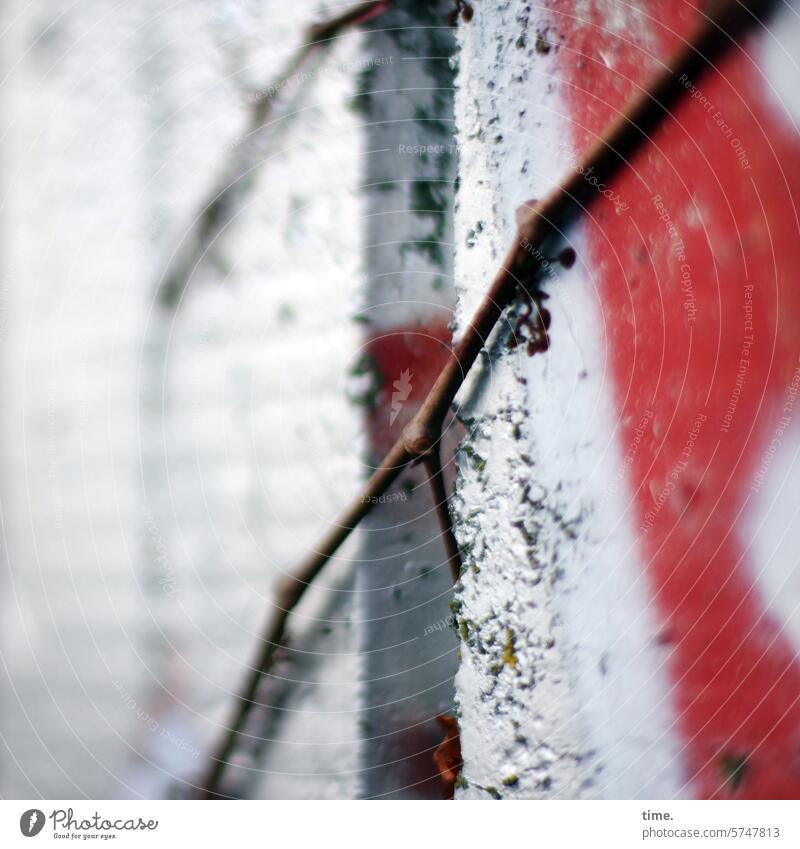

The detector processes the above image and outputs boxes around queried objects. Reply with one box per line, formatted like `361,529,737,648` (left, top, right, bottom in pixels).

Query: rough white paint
745,417,800,654
761,0,800,126
451,1,685,799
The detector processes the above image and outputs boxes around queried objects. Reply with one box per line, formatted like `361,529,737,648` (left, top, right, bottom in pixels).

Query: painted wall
451,0,800,800
0,0,457,801
4,0,800,802
0,0,365,799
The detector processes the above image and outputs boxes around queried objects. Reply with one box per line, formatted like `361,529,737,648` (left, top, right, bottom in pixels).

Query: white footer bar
1,800,797,848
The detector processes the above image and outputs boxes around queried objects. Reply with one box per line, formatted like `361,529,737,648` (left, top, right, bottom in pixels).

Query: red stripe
361,322,454,457
551,0,800,797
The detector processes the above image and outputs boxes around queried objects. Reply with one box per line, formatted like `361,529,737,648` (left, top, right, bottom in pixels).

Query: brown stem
423,450,462,584
404,0,777,450
196,0,775,798
156,0,390,308
198,437,409,797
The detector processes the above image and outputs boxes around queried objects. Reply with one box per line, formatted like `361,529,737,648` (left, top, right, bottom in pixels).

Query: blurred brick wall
0,0,364,799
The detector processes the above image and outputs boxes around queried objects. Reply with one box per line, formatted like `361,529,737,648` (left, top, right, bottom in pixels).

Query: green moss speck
535,30,552,55
277,303,295,324
400,239,445,266
502,629,518,669
720,752,748,791
346,352,382,410
413,105,450,136
461,443,487,473
351,63,379,116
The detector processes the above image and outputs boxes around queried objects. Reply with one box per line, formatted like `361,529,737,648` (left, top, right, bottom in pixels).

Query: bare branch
423,449,462,584
198,437,409,798
156,0,390,308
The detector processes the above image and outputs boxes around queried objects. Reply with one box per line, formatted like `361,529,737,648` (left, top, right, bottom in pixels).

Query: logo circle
19,809,45,837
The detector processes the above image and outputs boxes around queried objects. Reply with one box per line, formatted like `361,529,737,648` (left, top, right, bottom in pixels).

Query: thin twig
199,439,409,798
423,450,462,584
156,0,390,308
197,0,776,798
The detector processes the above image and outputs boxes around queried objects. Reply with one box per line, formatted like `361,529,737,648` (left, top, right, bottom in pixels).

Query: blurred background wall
0,0,366,799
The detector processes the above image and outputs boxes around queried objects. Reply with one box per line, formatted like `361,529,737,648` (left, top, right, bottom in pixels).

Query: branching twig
199,439,408,798
197,0,776,798
156,0,390,308
423,450,462,584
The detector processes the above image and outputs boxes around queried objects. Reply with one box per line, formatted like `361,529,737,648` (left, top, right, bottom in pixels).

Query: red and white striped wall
452,0,800,799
